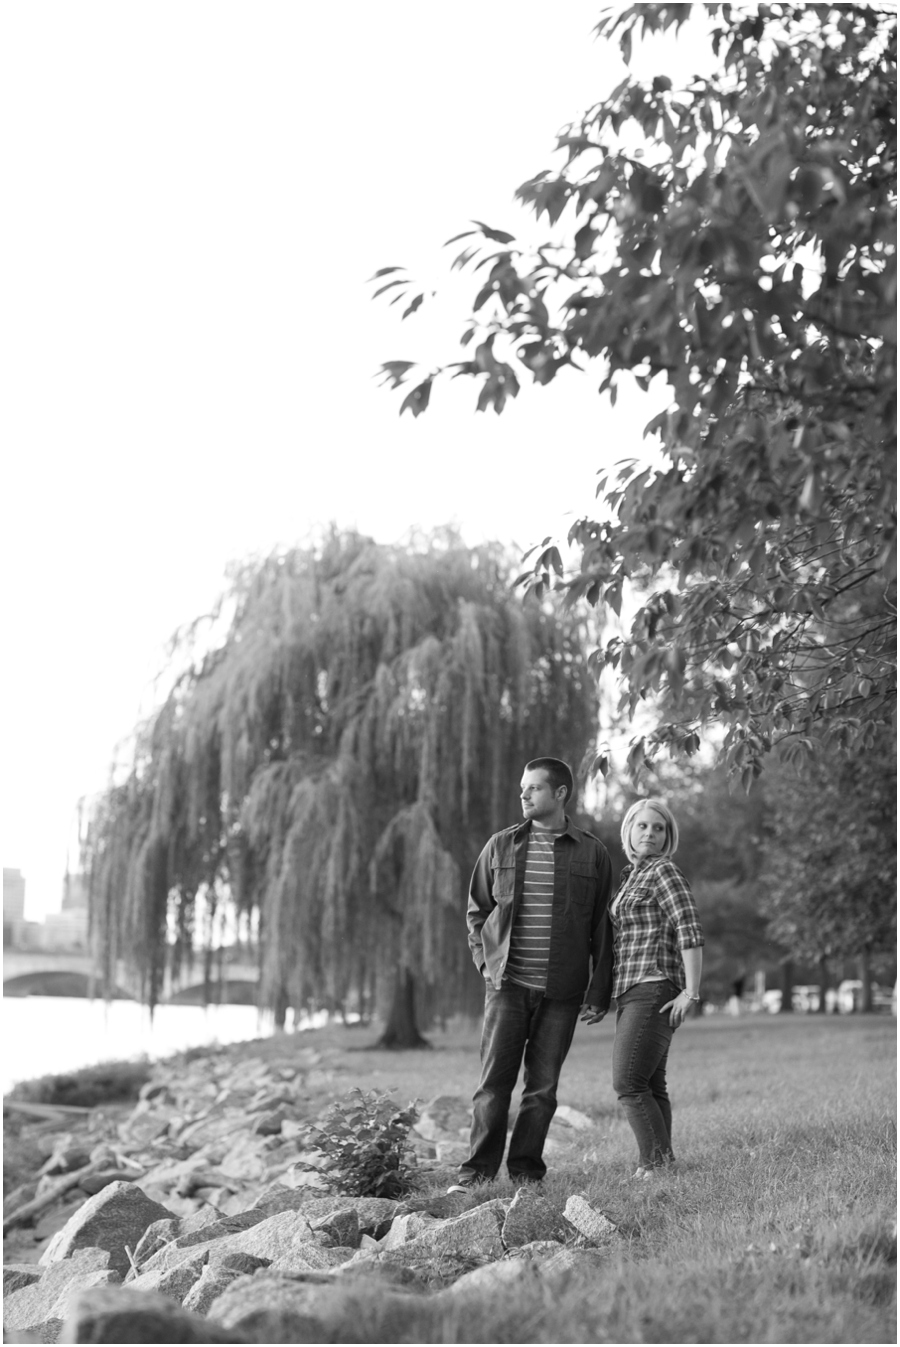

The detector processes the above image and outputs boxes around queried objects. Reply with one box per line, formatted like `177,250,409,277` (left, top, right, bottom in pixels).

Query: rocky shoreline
4,1040,618,1343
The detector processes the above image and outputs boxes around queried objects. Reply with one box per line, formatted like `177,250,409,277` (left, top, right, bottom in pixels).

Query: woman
582,798,704,1177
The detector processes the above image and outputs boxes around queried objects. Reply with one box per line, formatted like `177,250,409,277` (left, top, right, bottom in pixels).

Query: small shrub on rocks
303,1087,419,1198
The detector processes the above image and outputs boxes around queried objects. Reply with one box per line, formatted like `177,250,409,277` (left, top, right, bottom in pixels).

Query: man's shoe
446,1173,487,1194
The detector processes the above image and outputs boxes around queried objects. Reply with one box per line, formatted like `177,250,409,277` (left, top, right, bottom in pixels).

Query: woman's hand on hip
660,991,695,1027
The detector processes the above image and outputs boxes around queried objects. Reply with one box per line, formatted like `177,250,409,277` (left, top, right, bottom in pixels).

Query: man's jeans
462,980,581,1181
612,977,678,1168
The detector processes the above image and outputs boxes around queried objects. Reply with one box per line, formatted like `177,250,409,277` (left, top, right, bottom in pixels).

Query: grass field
271,1011,897,1345
7,1012,893,1343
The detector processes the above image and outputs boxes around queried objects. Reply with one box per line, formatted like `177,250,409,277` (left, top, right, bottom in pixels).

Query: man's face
520,768,563,822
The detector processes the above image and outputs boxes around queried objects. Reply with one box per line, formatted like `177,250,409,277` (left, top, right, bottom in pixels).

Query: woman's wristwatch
684,991,700,1001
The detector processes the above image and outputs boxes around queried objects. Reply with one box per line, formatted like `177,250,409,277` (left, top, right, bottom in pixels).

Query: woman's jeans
462,980,581,1181
613,978,678,1167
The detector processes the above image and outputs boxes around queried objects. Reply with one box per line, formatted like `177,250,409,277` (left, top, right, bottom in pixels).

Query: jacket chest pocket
491,864,516,902
569,862,596,905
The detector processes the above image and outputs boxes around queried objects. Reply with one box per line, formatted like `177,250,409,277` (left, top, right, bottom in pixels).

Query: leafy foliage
373,3,897,784
302,1087,420,1198
609,757,783,1000
82,531,600,1025
758,742,896,961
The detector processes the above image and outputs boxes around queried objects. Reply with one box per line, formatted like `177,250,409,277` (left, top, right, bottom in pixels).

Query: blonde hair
621,797,679,863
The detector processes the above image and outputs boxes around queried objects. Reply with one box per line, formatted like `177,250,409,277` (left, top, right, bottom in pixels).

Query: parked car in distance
761,982,896,1014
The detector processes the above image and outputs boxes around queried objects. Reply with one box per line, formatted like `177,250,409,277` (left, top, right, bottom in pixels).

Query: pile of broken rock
4,1045,617,1343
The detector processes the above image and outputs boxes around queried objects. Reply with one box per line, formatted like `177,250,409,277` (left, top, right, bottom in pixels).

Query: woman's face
630,805,667,859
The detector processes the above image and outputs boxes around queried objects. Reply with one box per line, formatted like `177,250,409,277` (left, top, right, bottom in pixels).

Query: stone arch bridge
2,949,259,1004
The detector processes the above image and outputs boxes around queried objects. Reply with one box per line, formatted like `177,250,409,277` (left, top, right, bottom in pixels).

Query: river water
2,996,279,1095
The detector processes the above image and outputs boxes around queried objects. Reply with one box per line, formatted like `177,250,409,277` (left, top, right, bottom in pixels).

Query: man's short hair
525,757,574,805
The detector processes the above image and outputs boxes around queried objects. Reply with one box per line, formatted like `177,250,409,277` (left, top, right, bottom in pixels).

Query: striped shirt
611,856,704,999
505,829,558,990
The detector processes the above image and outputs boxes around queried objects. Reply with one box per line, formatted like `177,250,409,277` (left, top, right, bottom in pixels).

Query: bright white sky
2,2,712,918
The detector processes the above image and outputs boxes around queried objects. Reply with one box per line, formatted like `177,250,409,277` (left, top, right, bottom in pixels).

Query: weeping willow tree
83,530,600,1045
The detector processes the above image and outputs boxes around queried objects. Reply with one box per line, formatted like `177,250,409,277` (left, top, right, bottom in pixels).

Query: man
450,757,613,1191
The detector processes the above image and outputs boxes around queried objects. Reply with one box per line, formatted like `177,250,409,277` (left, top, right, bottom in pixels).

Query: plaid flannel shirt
611,856,704,1000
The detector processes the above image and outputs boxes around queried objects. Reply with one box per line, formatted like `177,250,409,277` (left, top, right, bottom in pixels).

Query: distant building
41,907,89,950
4,867,89,951
61,872,88,911
4,868,28,946
7,919,45,950
3,868,26,924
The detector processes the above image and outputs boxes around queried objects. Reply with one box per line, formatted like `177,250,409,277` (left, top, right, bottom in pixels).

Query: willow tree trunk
272,986,289,1031
375,970,431,1049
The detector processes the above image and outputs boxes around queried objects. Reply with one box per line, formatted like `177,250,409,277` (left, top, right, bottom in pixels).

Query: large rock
58,1285,243,1343
352,1200,506,1269
434,1140,469,1164
201,1208,317,1268
4,1179,39,1218
4,1248,119,1339
253,1189,398,1237
552,1105,595,1132
539,1245,613,1279
138,1208,317,1276
123,1250,210,1303
3,1264,42,1296
175,1111,247,1150
563,1194,618,1244
32,1189,91,1243
206,1273,427,1342
189,1186,248,1214
263,1162,330,1193
251,1106,299,1136
118,1103,181,1147
129,1205,234,1270
508,1238,567,1259
445,1256,538,1295
39,1182,174,1279
217,1133,280,1181
132,1206,268,1273
268,1243,359,1273
135,1153,220,1194
308,1205,359,1248
412,1095,471,1141
129,1217,179,1269
180,1253,270,1316
380,1210,440,1249
205,1274,343,1340
37,1138,92,1177
500,1187,570,1248
79,1167,146,1197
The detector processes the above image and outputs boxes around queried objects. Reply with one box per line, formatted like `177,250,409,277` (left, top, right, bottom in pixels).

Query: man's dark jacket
467,816,613,1004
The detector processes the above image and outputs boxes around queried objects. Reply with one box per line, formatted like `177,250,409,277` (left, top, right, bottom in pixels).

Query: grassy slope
5,1014,894,1343
281,1014,895,1345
